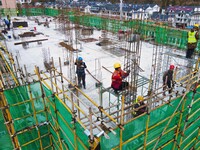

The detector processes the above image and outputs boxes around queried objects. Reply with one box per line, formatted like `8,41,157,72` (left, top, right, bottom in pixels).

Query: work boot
78,83,82,88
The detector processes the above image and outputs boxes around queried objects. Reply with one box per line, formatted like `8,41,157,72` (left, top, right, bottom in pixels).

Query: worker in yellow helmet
133,95,147,117
194,24,199,29
186,24,199,59
111,63,130,94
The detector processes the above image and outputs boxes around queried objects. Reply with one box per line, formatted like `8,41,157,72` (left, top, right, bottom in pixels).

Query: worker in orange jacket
111,63,130,93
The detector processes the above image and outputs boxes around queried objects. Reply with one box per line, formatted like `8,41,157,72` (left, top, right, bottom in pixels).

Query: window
0,0,2,6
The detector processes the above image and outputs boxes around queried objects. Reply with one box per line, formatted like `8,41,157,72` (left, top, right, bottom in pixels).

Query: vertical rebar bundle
124,33,142,103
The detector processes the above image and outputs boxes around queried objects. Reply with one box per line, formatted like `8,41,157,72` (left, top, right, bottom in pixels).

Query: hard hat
114,63,121,69
194,24,199,28
137,95,144,101
78,57,83,61
169,64,175,70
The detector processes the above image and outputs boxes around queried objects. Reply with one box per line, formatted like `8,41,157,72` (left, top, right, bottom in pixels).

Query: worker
194,24,200,56
194,24,199,32
111,63,130,93
163,64,175,96
186,24,199,59
7,15,11,29
7,15,10,23
133,95,147,117
16,10,19,16
75,57,87,89
3,18,10,30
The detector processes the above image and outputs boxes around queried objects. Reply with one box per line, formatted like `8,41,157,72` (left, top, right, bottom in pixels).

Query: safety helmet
114,63,121,69
137,95,144,101
169,64,175,70
78,57,83,61
194,24,199,28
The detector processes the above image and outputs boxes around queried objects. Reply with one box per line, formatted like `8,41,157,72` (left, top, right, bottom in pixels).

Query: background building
0,0,16,9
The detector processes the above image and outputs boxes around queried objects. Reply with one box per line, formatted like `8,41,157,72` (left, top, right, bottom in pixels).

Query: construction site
0,7,200,150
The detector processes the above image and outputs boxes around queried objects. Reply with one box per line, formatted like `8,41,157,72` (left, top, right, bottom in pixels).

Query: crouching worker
163,64,175,96
111,63,130,94
133,96,147,117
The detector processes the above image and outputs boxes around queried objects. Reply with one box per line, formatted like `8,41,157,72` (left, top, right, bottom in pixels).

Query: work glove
126,70,130,74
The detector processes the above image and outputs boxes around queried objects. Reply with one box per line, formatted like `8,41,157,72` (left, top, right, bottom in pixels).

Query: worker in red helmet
162,64,175,96
111,63,130,94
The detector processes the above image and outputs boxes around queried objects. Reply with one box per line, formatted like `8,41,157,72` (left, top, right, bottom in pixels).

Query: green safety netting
3,82,89,150
12,7,200,51
45,8,59,17
100,86,200,150
42,84,89,150
0,111,14,150
1,80,199,149
4,82,49,150
69,15,199,51
0,8,17,16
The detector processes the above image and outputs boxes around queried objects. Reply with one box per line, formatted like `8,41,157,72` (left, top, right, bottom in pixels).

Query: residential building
0,0,16,9
130,4,160,20
16,0,31,4
167,6,194,28
190,6,200,26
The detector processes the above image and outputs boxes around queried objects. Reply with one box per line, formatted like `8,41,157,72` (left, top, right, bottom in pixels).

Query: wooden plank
59,42,76,51
18,32,36,37
14,38,48,45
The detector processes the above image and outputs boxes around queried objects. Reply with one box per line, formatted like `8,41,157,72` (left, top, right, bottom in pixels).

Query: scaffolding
0,36,199,149
0,9,200,150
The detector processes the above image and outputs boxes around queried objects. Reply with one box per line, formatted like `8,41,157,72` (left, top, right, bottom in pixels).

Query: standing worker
75,57,87,89
111,63,130,93
133,95,147,117
3,18,10,30
163,64,175,96
7,15,11,30
16,10,19,17
186,24,199,59
194,24,199,56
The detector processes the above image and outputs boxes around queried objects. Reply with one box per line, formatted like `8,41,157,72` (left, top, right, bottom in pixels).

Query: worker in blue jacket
4,15,11,30
75,57,87,89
